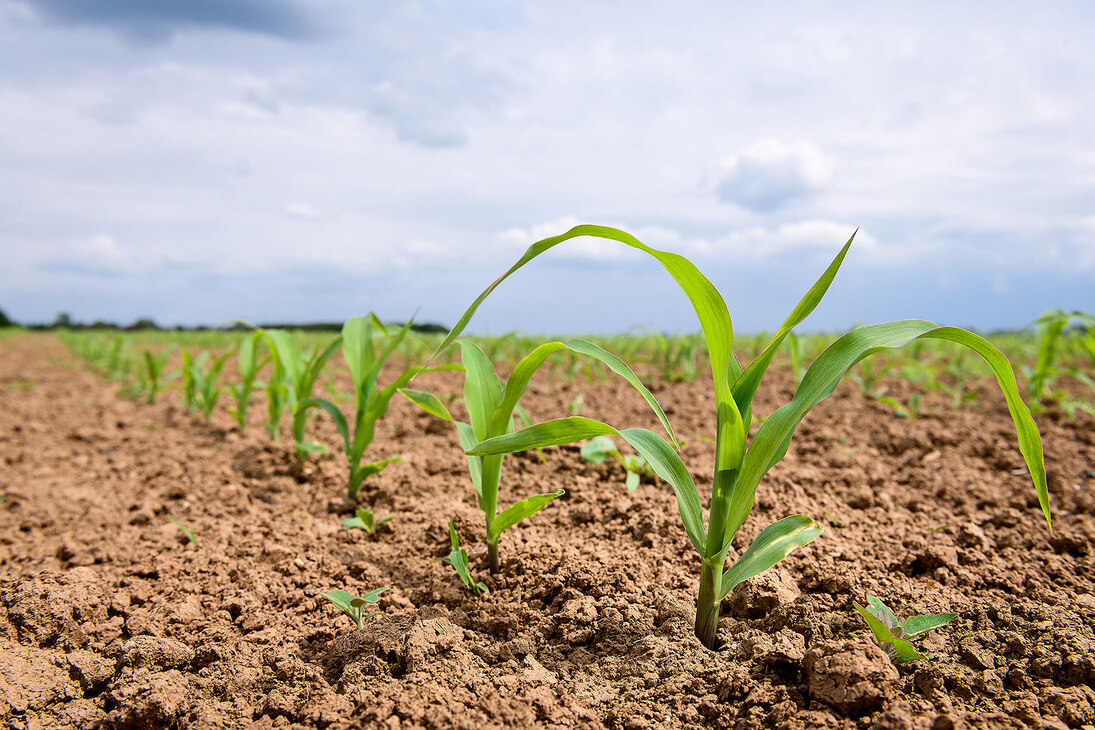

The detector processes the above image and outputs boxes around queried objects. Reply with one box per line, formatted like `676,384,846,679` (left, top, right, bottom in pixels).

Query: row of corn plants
55,230,1088,650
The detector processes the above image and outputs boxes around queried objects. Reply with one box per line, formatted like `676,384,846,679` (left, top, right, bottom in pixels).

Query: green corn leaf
297,398,352,454
865,595,900,629
399,388,456,422
487,489,566,542
455,421,484,501
718,514,823,601
342,316,377,387
732,321,1049,548
625,470,640,492
490,339,678,447
429,224,745,473
461,341,503,442
265,330,304,389
731,234,854,419
889,637,931,664
468,417,706,554
900,612,958,638
854,601,895,644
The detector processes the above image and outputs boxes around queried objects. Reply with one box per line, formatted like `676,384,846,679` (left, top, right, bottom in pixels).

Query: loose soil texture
2,333,1095,730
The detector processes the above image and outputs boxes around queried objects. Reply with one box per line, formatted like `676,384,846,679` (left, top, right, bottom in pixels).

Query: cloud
285,202,323,219
714,139,833,212
30,0,317,43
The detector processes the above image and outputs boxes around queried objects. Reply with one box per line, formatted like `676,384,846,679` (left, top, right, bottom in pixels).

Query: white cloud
714,139,833,212
285,202,322,219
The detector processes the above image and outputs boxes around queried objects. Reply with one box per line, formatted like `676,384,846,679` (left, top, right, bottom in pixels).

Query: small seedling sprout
854,595,957,663
320,587,388,629
581,435,654,492
437,522,489,595
342,508,393,534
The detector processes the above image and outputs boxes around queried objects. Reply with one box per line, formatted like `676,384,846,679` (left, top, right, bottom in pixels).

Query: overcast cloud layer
1,1,1093,334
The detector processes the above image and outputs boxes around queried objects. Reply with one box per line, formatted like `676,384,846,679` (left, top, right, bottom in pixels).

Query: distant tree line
0,308,448,335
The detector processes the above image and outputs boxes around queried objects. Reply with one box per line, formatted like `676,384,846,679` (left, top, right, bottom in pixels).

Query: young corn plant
342,507,393,534
320,587,387,629
402,337,670,573
438,522,489,595
182,350,230,424
259,328,342,455
137,347,177,404
297,315,457,500
854,595,956,663
227,332,269,430
581,435,654,492
438,224,1049,650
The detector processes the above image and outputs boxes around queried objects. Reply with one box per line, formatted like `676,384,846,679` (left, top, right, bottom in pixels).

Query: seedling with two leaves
342,507,393,534
437,224,1049,650
855,595,957,663
320,587,388,629
581,435,654,492
437,522,489,595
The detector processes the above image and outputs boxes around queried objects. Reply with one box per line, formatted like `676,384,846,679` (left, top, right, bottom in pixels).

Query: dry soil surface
2,333,1095,730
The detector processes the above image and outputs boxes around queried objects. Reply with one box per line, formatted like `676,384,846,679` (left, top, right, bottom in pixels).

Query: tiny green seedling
438,522,489,595
320,587,388,629
342,508,393,534
854,595,957,663
581,435,654,492
168,518,198,546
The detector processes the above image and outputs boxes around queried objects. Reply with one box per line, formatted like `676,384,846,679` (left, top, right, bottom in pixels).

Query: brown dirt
2,332,1095,730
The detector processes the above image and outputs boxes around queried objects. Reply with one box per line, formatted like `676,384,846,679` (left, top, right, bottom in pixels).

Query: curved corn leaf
730,321,1049,550
491,338,678,447
399,388,455,422
429,224,746,474
467,416,705,554
297,397,351,455
487,489,566,542
718,514,823,601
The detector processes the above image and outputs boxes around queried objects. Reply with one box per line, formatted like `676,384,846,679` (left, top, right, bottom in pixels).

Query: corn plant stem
487,541,500,574
695,558,724,649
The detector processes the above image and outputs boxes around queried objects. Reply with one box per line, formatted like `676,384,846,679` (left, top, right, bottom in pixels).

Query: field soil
2,332,1095,730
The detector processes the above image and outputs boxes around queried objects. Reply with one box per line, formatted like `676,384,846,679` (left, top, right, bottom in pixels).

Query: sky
1,1,1093,335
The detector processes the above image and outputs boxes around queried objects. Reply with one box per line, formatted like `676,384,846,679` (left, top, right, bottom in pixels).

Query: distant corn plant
297,314,459,500
226,332,269,430
438,224,1049,650
403,336,669,572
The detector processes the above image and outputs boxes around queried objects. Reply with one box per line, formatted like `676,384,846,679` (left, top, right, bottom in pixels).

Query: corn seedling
137,347,176,404
260,328,342,457
441,224,1048,650
342,507,393,534
168,518,198,546
854,595,956,663
297,315,456,499
226,332,269,429
181,350,230,424
320,587,387,629
437,522,489,595
404,336,668,572
581,435,654,492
